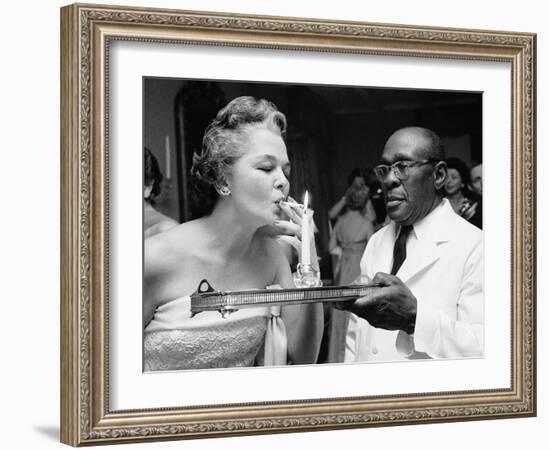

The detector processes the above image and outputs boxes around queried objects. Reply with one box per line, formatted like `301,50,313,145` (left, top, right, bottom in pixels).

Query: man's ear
433,161,447,190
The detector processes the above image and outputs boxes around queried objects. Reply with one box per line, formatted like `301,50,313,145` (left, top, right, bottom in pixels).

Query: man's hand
335,272,417,334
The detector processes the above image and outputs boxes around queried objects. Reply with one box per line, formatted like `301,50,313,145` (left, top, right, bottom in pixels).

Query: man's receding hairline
385,127,441,159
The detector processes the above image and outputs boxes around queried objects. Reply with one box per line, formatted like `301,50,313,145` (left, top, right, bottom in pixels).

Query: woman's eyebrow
253,154,275,162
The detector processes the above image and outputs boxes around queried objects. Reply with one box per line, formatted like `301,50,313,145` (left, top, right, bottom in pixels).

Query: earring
219,186,231,196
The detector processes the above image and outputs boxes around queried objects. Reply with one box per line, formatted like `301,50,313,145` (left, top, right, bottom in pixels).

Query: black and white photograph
53,1,539,447
142,78,484,371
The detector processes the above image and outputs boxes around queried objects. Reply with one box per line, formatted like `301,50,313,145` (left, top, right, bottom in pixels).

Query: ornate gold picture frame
60,3,536,446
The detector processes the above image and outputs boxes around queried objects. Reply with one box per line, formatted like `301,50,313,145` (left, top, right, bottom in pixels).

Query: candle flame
303,191,309,210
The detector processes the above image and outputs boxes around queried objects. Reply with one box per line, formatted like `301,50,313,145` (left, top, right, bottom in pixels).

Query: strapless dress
144,295,287,371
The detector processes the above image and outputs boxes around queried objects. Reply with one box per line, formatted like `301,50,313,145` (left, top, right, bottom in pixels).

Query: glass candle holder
293,263,321,288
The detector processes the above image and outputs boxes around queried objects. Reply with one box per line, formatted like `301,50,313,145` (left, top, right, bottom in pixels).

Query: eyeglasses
373,159,437,181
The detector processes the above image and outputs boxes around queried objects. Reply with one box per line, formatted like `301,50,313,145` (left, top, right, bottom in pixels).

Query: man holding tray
337,127,483,362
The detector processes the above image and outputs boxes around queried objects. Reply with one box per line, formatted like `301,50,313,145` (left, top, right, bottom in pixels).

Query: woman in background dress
328,168,376,226
320,184,374,363
143,96,323,371
329,184,374,285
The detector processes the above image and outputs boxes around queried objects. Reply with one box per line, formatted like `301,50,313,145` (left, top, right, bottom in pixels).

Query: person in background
445,157,482,229
467,162,483,229
469,162,482,197
328,168,378,286
144,147,178,238
330,184,375,285
328,168,377,225
337,127,483,362
320,183,374,363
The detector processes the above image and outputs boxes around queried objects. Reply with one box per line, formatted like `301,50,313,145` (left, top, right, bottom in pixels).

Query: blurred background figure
327,168,378,284
444,157,482,229
319,183,374,364
328,168,376,226
468,162,483,229
144,147,178,238
469,162,482,197
329,184,374,285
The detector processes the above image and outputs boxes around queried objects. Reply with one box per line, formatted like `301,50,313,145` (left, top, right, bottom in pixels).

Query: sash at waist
340,240,367,252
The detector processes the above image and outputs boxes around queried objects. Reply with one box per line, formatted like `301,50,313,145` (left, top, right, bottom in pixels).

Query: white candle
165,135,171,180
301,191,311,266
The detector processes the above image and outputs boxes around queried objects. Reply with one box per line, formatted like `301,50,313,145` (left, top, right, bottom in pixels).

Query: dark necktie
391,225,413,275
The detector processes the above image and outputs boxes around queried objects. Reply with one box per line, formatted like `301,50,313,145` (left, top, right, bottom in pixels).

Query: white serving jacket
345,199,484,362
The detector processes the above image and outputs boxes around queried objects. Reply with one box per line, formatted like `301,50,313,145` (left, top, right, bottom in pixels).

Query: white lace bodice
144,296,286,371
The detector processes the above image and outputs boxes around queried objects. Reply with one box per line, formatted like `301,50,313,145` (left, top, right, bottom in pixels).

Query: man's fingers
334,288,383,313
371,271,396,286
332,299,356,311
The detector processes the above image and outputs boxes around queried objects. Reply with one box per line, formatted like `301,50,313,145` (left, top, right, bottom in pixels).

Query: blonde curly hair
190,96,287,216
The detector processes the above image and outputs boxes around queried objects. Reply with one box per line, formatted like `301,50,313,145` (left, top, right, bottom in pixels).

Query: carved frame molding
61,3,536,446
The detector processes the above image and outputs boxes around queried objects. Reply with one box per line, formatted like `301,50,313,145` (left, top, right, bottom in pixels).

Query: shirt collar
411,198,452,242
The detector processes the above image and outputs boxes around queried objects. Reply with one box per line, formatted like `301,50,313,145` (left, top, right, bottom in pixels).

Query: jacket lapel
395,200,455,283
396,238,439,283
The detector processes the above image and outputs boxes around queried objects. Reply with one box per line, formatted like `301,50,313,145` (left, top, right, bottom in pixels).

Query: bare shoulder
144,218,178,239
144,229,176,275
144,221,198,276
156,219,178,233
144,221,207,312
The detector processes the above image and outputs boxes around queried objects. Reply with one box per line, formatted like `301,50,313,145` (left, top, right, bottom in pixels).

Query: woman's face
445,168,463,195
351,176,366,189
227,128,290,227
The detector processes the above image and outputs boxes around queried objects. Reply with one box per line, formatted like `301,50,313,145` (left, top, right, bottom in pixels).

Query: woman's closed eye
258,165,274,172
257,164,290,178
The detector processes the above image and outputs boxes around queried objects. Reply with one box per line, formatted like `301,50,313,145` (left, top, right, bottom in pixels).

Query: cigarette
279,200,303,210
